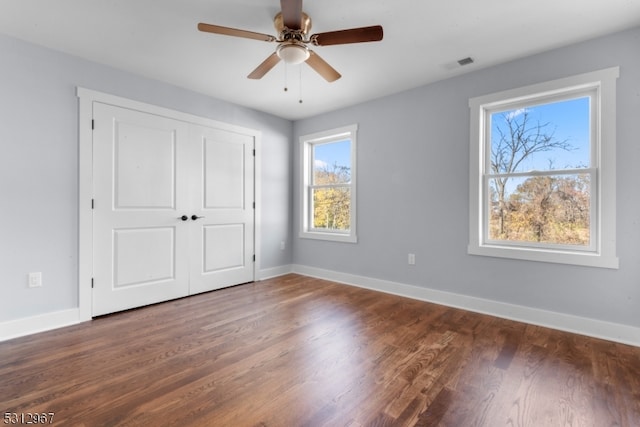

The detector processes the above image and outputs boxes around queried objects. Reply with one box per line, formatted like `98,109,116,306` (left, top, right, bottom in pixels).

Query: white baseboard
4,266,637,347
258,264,293,280
292,264,640,347
1,266,296,342
0,309,83,342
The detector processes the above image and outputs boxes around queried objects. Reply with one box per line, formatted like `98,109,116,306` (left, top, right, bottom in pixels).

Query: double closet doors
91,102,255,316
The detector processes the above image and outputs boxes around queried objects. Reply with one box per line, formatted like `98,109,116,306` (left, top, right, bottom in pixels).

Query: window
468,68,619,268
300,124,357,242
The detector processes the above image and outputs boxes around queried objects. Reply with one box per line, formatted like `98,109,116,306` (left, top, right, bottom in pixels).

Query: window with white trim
468,68,619,268
300,124,357,243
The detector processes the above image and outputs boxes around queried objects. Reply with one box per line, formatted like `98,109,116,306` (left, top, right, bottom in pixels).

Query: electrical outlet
28,272,42,288
408,253,416,265
280,241,286,250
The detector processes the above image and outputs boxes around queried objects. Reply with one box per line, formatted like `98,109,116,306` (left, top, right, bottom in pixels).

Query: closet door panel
92,103,190,316
189,126,255,294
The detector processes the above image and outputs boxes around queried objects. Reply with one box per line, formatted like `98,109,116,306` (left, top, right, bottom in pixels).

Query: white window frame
300,124,357,243
468,67,619,269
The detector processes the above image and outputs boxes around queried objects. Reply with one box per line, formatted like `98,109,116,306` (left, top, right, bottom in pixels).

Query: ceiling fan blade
198,23,275,42
280,0,303,30
312,25,383,46
305,51,341,82
247,53,282,79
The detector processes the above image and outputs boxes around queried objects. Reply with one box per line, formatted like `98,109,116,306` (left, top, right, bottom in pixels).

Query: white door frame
77,87,262,321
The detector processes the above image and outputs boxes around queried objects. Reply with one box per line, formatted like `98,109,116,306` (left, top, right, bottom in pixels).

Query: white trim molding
468,67,619,269
258,265,294,280
4,265,638,348
0,309,82,342
299,124,358,243
292,264,640,347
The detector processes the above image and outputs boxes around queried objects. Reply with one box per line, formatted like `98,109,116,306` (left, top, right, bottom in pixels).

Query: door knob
179,215,188,221
191,215,205,221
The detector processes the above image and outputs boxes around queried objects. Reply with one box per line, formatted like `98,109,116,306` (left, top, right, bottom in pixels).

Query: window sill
468,244,619,269
300,231,357,243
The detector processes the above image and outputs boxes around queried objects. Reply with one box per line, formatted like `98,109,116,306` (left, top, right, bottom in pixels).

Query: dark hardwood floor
1,274,639,426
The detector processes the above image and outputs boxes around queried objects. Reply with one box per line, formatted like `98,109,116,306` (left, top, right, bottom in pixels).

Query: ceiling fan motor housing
274,11,312,65
274,11,312,36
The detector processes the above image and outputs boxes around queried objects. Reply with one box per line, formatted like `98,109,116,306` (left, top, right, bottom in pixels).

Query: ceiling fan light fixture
277,43,310,65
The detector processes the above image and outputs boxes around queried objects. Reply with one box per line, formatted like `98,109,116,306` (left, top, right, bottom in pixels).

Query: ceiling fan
197,0,383,82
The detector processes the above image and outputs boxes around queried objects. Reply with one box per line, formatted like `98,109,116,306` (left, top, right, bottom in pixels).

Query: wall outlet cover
28,272,42,288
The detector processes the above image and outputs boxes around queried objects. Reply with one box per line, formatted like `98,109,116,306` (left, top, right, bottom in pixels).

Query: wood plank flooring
1,274,639,426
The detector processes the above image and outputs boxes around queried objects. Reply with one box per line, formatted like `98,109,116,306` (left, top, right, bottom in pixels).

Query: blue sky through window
491,96,591,171
313,139,351,172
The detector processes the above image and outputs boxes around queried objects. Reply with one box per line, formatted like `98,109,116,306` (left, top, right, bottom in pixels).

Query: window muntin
468,67,619,268
301,125,357,242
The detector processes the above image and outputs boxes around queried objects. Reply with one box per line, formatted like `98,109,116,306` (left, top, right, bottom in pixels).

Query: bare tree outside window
488,98,591,246
312,162,351,231
469,68,618,268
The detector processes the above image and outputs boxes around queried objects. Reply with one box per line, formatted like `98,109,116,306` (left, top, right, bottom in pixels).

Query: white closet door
92,103,191,316
188,125,255,294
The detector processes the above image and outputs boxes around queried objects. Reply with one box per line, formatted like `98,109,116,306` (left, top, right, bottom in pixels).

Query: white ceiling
1,1,639,120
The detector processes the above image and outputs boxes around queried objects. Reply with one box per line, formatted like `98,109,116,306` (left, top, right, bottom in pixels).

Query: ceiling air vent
457,57,474,66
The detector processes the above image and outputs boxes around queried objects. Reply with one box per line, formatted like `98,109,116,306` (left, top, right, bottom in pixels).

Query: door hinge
91,278,94,288
253,149,256,156
253,201,255,209
91,119,94,130
91,199,95,209
253,254,256,262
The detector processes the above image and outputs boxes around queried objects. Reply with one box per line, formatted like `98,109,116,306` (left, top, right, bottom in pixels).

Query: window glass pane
490,97,590,174
313,139,351,185
488,174,591,246
312,187,351,231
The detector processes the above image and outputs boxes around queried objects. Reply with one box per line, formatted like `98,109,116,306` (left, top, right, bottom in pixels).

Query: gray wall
293,27,640,329
2,26,639,332
0,34,293,322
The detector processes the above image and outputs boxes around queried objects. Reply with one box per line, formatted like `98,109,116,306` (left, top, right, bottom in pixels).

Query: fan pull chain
283,62,288,92
298,65,303,104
